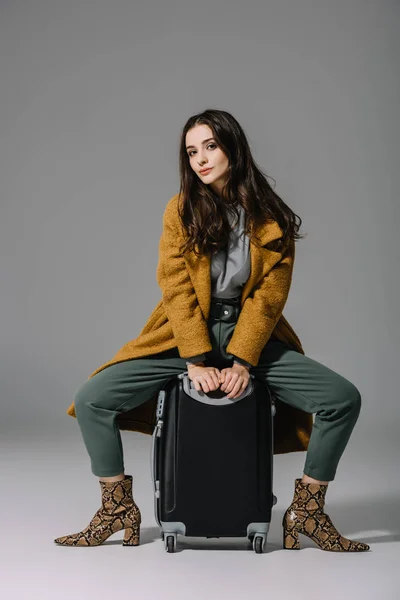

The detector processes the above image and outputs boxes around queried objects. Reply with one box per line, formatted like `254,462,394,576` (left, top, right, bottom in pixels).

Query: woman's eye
188,143,217,157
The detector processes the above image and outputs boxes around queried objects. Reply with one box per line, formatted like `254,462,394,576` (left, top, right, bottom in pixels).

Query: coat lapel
184,218,284,320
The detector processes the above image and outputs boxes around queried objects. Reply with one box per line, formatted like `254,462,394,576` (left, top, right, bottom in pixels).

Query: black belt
209,296,241,320
211,296,241,306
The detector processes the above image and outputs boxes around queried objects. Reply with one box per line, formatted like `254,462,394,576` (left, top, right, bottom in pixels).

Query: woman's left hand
219,363,250,398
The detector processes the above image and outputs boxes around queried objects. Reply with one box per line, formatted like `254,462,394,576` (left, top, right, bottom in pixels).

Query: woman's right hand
187,364,222,393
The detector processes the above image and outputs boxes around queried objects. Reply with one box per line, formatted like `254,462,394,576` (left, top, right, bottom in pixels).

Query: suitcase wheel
249,533,267,553
164,533,177,552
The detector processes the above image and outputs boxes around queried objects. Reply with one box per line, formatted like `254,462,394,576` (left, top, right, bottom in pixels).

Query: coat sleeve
226,238,296,367
185,352,207,366
233,356,253,369
156,199,213,358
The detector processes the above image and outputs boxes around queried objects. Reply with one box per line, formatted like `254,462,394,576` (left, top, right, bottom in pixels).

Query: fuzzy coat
66,194,313,454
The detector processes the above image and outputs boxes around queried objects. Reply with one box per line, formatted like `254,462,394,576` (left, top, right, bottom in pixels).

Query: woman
54,109,369,552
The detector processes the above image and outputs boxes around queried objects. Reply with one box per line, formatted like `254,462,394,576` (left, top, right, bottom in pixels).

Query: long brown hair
177,108,306,257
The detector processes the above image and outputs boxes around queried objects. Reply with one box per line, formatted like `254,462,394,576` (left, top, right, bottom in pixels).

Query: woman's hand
187,364,222,394
219,363,250,399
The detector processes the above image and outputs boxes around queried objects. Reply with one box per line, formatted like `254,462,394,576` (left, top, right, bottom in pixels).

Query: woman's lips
200,167,213,175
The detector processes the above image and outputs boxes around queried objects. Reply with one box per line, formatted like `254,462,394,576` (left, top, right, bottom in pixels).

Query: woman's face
185,124,229,195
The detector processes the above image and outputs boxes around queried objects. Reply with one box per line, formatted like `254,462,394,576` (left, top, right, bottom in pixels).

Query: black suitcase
151,370,277,553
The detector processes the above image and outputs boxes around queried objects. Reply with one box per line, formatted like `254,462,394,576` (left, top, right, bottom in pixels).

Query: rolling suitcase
150,370,277,553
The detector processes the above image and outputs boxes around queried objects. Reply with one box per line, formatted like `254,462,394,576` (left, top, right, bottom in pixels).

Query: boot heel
283,524,300,550
122,523,140,546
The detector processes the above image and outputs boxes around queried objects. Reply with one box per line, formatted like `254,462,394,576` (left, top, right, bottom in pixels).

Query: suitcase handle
178,371,256,405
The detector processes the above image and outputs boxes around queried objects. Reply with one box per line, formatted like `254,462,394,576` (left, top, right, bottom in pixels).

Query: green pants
74,297,361,481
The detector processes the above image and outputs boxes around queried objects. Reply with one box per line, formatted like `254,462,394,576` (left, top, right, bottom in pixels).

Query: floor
2,422,398,600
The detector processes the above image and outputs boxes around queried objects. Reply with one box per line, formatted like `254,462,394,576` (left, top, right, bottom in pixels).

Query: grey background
1,1,398,598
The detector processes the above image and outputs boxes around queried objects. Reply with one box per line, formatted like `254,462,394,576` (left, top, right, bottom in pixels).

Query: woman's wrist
187,362,205,369
233,360,250,370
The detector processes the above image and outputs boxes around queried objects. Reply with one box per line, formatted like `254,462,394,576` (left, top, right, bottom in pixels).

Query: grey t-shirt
210,203,251,298
186,204,252,368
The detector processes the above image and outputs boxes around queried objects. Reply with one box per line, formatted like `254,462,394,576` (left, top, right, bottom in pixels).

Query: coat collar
184,218,284,321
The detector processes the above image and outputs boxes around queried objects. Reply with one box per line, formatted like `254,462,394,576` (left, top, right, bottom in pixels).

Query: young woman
55,109,369,552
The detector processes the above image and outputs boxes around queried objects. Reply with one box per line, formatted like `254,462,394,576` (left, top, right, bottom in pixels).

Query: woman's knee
335,379,362,415
74,379,101,418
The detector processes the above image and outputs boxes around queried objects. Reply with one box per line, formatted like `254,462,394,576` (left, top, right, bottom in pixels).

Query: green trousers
74,296,361,481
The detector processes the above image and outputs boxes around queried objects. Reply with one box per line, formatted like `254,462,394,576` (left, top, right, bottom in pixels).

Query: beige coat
66,194,313,454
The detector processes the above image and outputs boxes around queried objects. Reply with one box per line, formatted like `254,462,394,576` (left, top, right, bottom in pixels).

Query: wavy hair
176,108,306,257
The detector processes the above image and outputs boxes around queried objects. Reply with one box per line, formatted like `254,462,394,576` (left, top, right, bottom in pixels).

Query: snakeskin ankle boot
54,474,141,547
282,478,370,552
